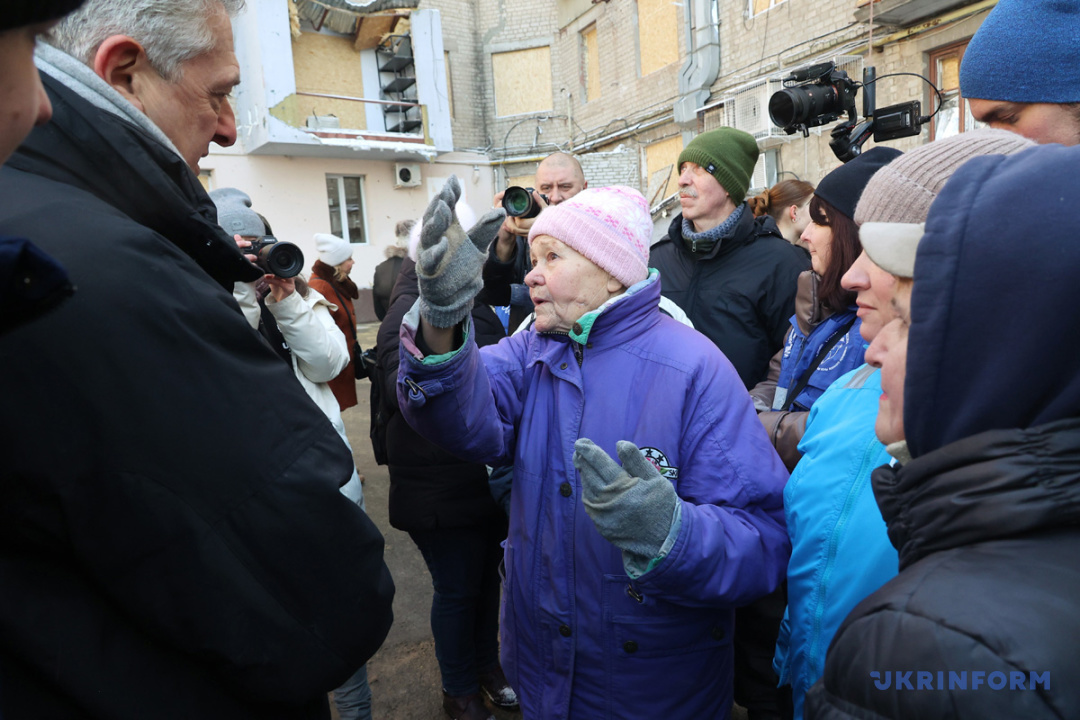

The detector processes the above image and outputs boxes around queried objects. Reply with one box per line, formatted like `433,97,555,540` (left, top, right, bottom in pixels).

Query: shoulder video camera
769,63,927,162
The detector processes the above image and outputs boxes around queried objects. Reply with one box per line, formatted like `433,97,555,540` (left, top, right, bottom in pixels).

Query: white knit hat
314,232,352,267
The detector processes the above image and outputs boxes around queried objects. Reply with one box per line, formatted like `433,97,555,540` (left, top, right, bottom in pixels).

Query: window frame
325,173,369,245
928,39,982,141
747,0,788,18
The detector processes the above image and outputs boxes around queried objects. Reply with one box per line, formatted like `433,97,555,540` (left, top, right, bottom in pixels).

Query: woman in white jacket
211,187,371,720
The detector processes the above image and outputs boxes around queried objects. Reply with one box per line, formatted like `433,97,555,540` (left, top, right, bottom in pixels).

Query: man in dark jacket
651,127,809,390
651,126,807,720
806,143,1080,719
0,1,394,717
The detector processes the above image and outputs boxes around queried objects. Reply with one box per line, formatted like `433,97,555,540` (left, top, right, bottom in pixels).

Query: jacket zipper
804,435,882,678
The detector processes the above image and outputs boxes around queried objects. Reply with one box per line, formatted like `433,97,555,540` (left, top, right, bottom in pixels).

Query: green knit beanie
677,127,760,203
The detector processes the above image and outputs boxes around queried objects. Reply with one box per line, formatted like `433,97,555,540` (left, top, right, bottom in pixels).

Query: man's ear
606,275,624,294
93,35,152,112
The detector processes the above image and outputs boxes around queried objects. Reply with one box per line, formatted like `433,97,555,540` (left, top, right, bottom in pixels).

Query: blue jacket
399,273,790,719
772,308,863,412
772,364,897,719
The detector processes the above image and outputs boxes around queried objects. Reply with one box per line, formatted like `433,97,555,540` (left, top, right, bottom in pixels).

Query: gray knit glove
573,438,679,562
417,175,506,328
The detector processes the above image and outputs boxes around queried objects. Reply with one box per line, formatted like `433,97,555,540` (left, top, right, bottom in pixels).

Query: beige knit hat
854,128,1035,277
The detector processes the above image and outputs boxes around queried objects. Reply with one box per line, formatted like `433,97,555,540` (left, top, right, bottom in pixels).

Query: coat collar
7,74,261,290
872,418,1080,569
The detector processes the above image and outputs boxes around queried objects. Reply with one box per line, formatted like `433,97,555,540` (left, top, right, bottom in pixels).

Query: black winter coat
376,257,507,531
806,420,1080,719
650,209,809,388
0,74,394,719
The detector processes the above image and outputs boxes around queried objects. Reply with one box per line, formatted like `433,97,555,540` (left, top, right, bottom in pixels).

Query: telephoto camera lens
769,83,845,130
502,186,543,219
252,237,305,278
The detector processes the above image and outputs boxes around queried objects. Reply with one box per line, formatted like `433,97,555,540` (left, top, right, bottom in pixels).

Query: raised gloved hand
417,175,506,328
573,438,679,562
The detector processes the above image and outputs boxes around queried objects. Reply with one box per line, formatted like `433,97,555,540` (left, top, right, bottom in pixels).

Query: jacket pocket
602,575,733,716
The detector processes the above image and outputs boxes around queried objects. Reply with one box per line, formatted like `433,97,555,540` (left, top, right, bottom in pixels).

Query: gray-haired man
0,2,395,717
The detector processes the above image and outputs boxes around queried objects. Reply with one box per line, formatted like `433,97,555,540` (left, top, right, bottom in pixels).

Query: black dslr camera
501,186,550,219
247,235,305,278
769,62,859,137
770,63,927,162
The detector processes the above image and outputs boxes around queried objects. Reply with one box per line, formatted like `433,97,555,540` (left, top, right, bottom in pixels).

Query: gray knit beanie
209,188,265,238
677,127,760,203
855,128,1035,277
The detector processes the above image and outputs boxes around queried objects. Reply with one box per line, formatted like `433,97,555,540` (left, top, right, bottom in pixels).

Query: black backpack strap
780,316,857,412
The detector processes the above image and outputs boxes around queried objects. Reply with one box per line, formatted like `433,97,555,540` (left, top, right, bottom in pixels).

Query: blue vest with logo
771,308,864,412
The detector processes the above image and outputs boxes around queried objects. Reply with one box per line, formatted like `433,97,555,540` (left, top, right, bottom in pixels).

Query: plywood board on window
506,173,536,190
583,25,600,102
644,134,684,203
354,15,396,51
492,47,553,117
638,0,678,76
293,30,367,129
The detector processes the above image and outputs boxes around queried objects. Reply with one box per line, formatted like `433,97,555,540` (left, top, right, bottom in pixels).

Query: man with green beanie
651,127,809,389
650,127,807,720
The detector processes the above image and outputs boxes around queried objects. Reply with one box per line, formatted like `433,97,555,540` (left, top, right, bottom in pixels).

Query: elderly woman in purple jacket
398,177,790,720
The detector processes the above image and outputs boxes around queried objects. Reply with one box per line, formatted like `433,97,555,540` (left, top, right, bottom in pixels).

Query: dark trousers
734,584,792,720
409,522,505,696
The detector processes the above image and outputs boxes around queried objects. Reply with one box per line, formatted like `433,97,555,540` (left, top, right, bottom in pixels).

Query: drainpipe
673,0,720,130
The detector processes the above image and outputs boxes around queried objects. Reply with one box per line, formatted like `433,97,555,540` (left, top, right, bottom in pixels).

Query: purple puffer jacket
399,274,790,719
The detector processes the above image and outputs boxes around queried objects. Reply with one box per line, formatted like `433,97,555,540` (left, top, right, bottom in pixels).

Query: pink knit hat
528,186,651,288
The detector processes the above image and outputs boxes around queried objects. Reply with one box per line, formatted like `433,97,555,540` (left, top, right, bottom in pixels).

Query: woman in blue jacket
776,129,1034,719
397,178,790,719
751,147,900,471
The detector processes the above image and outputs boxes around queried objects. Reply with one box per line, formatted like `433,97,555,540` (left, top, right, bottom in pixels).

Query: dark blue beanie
813,146,902,221
960,0,1080,103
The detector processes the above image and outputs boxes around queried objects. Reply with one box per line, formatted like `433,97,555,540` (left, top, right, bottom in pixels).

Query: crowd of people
2,0,1079,719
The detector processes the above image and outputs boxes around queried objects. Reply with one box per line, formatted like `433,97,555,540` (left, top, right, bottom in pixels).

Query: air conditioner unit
747,149,779,196
723,78,788,147
394,163,422,188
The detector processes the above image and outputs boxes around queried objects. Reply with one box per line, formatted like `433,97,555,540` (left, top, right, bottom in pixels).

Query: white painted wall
203,152,496,289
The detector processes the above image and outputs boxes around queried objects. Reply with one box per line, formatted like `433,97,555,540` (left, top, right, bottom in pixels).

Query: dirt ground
336,323,521,720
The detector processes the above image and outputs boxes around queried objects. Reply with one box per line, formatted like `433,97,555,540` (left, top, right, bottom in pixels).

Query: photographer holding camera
482,152,588,332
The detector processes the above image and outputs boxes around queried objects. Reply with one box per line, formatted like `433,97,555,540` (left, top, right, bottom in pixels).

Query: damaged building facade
206,0,999,310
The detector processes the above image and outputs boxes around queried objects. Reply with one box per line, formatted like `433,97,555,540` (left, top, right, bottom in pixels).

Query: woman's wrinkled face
864,282,912,446
842,250,900,341
525,235,622,333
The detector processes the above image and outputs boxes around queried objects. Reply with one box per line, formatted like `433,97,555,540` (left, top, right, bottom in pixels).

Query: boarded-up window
505,173,535,191
750,0,787,16
492,47,553,117
644,135,684,206
583,24,600,102
638,0,678,76
292,31,367,130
